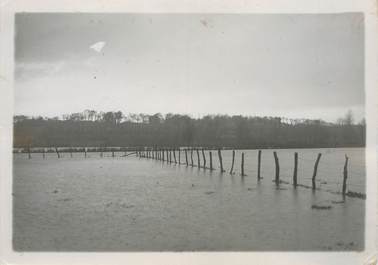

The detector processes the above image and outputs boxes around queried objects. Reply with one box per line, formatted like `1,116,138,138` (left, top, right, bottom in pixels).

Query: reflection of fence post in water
312,153,322,190
293,152,298,187
209,151,213,170
230,150,235,174
241,152,246,176
273,151,279,185
218,149,225,172
202,149,206,169
196,149,201,168
257,150,262,180
342,154,349,196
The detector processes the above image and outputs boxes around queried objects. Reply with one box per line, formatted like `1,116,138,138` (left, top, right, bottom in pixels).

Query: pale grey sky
15,13,364,122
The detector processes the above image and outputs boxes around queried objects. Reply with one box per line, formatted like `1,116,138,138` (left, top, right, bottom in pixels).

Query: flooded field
13,148,365,251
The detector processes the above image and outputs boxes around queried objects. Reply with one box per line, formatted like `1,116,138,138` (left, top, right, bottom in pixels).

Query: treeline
13,110,365,148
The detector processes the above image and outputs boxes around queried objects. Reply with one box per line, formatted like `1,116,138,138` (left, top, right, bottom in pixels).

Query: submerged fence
15,146,365,199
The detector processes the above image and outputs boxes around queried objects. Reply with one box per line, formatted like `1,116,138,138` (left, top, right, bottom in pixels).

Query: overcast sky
15,13,364,122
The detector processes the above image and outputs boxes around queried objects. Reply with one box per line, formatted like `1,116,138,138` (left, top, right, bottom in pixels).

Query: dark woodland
13,110,365,149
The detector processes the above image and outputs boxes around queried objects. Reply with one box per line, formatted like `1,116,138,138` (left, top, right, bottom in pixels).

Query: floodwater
13,148,365,251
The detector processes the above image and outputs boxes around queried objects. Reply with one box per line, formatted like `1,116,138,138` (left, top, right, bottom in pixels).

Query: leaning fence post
209,151,214,170
273,151,279,185
241,152,246,176
342,154,349,196
293,152,298,188
230,150,235,174
173,149,177,163
55,147,60,159
185,149,188,166
218,149,225,172
202,149,206,169
312,153,322,190
196,149,201,168
257,150,262,180
190,149,194,167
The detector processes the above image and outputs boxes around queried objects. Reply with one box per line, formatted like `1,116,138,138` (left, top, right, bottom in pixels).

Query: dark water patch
346,191,366,200
311,204,332,210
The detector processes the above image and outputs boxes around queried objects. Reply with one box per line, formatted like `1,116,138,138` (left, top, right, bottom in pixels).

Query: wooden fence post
178,149,181,164
42,148,45,159
190,149,194,167
196,149,201,168
55,147,60,159
293,152,298,188
27,146,31,159
202,149,206,169
185,149,188,166
230,150,235,174
209,151,214,170
241,152,246,176
85,147,87,158
312,153,322,190
70,147,73,158
342,154,349,196
273,151,279,185
257,150,262,180
218,149,225,172
112,149,115,158
173,149,177,163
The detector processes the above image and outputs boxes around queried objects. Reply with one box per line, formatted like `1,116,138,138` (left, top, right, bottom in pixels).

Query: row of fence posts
136,148,350,196
24,146,350,196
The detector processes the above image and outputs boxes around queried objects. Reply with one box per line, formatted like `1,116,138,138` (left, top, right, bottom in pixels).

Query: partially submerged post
312,153,322,190
218,149,225,172
173,149,177,163
55,147,60,159
241,152,246,176
70,147,73,158
293,152,298,188
230,150,235,174
257,150,262,180
190,149,194,167
209,151,214,171
273,151,279,185
342,154,349,196
202,149,206,169
84,147,87,158
196,149,201,168
185,149,188,166
27,146,31,159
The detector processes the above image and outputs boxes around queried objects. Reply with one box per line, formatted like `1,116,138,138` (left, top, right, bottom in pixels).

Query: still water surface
13,147,365,251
